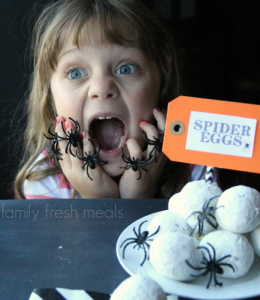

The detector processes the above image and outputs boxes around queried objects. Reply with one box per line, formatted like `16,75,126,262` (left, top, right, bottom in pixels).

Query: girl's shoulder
24,151,76,199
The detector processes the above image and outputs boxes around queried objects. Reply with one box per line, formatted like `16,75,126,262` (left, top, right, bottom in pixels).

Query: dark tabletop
0,198,168,300
0,198,259,300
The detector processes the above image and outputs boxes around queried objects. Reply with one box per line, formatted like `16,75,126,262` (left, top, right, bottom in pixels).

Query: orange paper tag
163,96,260,173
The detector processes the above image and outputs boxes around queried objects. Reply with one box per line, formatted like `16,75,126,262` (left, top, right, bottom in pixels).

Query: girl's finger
77,132,106,181
140,121,159,160
55,116,73,169
153,107,166,131
126,138,143,161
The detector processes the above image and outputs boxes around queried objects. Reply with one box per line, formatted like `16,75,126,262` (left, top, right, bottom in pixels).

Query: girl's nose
88,75,118,100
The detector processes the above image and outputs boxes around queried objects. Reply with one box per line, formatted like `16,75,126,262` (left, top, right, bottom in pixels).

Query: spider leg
189,223,198,236
121,241,137,258
197,219,204,237
137,168,142,180
205,214,218,229
133,227,139,238
138,221,147,236
185,260,208,271
204,195,220,210
121,148,131,163
198,245,213,262
143,242,152,261
120,165,131,170
69,143,77,157
218,262,235,273
141,157,155,167
140,244,148,266
86,164,93,181
186,211,200,221
120,238,135,247
216,254,231,263
206,271,213,289
147,225,160,238
88,139,98,157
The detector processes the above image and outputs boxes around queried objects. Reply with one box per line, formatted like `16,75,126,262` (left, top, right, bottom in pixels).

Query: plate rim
116,211,260,299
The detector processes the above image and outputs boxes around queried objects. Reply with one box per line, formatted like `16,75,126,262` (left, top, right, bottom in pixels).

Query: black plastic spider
46,137,63,169
120,220,160,266
59,118,82,156
186,195,220,237
44,118,82,157
76,139,108,181
185,242,235,289
120,148,154,180
44,126,63,168
142,129,164,162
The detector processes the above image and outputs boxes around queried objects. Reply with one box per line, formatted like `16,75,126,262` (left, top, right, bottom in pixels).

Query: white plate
116,212,260,300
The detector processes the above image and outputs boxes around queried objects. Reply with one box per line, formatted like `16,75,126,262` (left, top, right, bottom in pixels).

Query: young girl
15,0,199,199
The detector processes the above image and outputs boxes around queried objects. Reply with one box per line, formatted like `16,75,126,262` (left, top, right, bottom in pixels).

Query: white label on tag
186,111,257,158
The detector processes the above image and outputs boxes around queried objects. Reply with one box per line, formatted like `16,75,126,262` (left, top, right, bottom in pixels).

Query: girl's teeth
95,116,113,120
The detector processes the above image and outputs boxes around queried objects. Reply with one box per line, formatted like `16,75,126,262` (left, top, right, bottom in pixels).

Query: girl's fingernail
65,121,69,129
154,107,161,113
141,121,148,125
56,117,60,125
82,132,87,138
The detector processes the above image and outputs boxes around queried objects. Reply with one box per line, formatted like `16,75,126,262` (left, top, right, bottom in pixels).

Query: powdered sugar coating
147,210,192,238
150,232,202,281
169,180,222,235
249,224,260,257
110,275,166,300
215,185,260,233
200,230,254,278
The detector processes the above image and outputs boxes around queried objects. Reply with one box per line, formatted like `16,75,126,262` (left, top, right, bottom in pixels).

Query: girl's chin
102,162,125,178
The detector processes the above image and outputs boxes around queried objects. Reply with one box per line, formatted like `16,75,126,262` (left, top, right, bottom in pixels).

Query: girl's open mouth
89,116,127,152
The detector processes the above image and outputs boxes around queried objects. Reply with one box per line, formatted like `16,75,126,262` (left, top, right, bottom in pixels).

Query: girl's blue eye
116,64,136,75
68,69,86,80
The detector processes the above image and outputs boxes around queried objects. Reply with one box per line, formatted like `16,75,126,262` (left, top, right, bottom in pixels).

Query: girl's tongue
91,118,125,151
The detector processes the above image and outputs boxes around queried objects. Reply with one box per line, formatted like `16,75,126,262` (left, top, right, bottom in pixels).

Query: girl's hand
118,108,168,198
56,116,119,198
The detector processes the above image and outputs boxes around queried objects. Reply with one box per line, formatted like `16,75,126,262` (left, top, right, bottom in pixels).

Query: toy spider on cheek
120,148,154,180
142,129,164,162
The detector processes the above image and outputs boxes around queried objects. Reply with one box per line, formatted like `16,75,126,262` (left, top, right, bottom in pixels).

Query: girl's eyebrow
59,47,81,60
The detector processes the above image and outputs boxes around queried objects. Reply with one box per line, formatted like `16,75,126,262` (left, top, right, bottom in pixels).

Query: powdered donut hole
110,275,167,300
215,185,260,233
147,210,192,238
168,192,183,214
150,232,202,281
200,230,254,278
171,180,223,235
249,224,260,257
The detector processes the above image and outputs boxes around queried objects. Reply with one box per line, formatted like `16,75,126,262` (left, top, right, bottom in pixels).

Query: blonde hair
15,0,189,199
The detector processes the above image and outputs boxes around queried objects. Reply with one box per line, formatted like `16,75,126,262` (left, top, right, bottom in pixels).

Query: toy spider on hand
76,139,108,181
59,117,82,156
44,117,82,157
186,242,235,289
186,195,220,237
120,220,160,266
46,136,63,169
142,129,164,162
44,126,63,168
120,148,154,180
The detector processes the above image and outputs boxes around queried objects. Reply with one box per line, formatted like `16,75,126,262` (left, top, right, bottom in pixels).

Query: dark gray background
1,0,260,199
